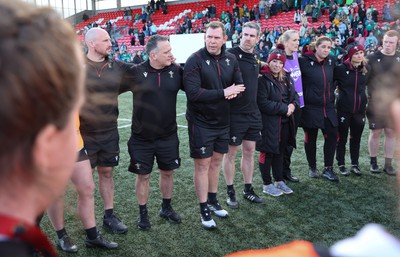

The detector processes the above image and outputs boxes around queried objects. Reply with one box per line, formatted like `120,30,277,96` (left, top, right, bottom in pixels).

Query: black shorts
127,133,180,175
82,128,120,169
188,122,229,158
366,105,388,130
229,112,262,146
77,148,89,162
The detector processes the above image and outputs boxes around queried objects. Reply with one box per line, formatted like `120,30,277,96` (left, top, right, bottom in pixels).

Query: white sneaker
263,184,283,197
275,181,293,194
207,200,229,218
200,210,216,230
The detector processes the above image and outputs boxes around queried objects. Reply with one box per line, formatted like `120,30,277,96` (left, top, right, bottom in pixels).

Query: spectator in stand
257,40,269,62
355,32,365,46
150,22,157,35
358,3,367,22
300,31,311,47
132,50,144,64
365,31,378,49
330,37,346,64
294,9,301,24
111,37,119,54
138,29,145,46
335,39,368,177
299,36,339,182
210,4,217,18
317,21,327,34
130,34,136,46
299,22,308,38
383,1,393,22
366,4,378,22
232,29,240,46
364,15,375,33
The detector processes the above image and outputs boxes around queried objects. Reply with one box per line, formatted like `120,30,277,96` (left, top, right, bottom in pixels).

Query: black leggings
303,118,337,168
259,122,290,185
336,111,365,166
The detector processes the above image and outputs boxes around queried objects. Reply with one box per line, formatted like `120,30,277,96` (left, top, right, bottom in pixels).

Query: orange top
76,115,84,151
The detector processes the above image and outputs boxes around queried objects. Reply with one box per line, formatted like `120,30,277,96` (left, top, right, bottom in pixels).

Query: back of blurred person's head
0,0,84,200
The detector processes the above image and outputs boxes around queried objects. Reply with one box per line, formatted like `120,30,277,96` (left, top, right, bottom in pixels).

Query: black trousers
283,108,302,176
303,118,337,168
259,122,290,185
336,110,365,166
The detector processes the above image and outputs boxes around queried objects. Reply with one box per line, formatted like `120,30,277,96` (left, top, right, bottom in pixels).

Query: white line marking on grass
177,113,185,116
118,118,131,121
178,125,188,128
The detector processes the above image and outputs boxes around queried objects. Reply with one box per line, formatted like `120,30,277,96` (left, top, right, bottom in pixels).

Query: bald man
80,28,130,235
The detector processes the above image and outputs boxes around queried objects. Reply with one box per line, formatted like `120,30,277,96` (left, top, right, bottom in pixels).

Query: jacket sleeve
257,76,288,115
119,61,136,94
183,55,225,103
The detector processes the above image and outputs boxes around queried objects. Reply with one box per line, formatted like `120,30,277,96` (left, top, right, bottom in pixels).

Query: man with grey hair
223,22,264,209
120,35,183,230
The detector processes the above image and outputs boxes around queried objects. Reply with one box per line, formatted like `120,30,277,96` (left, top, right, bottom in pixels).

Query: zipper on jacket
88,62,109,78
353,71,358,113
321,65,327,117
158,73,161,88
216,59,221,76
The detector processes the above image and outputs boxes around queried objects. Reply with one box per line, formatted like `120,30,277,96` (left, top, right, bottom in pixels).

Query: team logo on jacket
340,117,345,123
239,54,243,59
143,72,148,77
135,163,141,170
225,58,230,66
206,60,210,65
231,136,237,143
108,63,113,68
310,61,314,66
346,71,349,75
169,71,174,78
397,57,400,62
328,59,332,65
377,59,381,63
200,146,206,154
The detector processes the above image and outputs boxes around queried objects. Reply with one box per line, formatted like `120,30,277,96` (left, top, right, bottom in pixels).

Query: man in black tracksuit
299,36,339,182
119,35,183,230
222,22,264,209
183,21,245,230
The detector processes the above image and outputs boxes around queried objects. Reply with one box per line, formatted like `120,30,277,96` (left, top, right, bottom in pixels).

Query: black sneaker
322,167,339,182
339,165,350,176
243,188,264,203
84,231,118,249
383,165,397,176
160,205,182,223
137,210,151,230
226,189,238,209
57,234,78,253
308,167,319,178
103,213,128,234
200,208,216,230
370,162,381,173
207,200,228,218
350,165,362,176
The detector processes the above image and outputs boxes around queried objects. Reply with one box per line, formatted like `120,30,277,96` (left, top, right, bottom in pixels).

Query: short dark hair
145,34,169,54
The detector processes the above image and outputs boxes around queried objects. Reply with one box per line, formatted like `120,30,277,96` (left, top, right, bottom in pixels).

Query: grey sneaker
383,165,396,176
350,165,362,176
339,165,350,176
275,181,293,194
226,189,239,209
262,184,283,197
57,234,78,253
308,167,320,178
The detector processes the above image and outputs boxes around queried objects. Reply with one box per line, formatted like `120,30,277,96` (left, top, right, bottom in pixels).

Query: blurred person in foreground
225,44,400,257
0,0,84,256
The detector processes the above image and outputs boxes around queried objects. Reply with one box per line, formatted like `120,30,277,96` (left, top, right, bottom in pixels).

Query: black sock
85,226,98,240
207,192,217,203
162,198,171,209
227,184,234,192
199,202,208,213
56,228,67,239
104,208,113,218
244,184,252,192
370,156,377,164
385,158,392,168
139,204,147,214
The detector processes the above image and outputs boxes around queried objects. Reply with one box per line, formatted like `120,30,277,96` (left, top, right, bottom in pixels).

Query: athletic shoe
383,166,397,176
262,184,283,197
322,167,339,182
137,210,151,230
57,234,78,253
370,163,380,173
226,189,239,209
243,188,264,203
200,208,216,230
103,213,128,234
275,181,293,194
308,167,319,178
350,165,362,176
207,200,228,218
283,174,300,182
159,205,182,223
84,232,118,249
339,165,350,176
